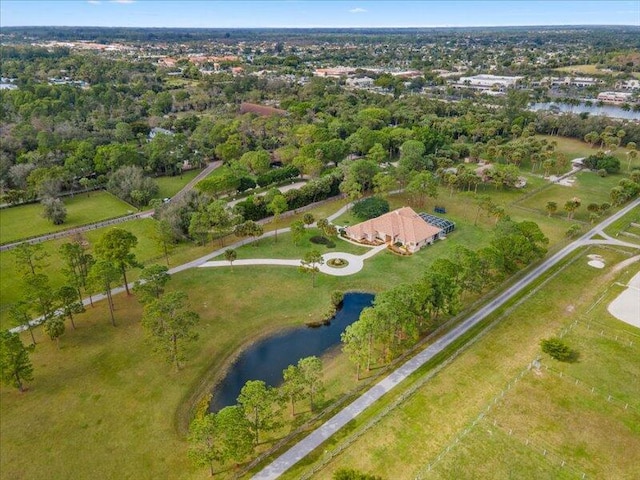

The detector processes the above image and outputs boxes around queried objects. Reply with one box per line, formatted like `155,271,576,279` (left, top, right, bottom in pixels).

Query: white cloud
110,0,135,4
348,7,367,14
87,0,101,4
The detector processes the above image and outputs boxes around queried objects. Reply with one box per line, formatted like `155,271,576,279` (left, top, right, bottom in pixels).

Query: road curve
252,197,640,480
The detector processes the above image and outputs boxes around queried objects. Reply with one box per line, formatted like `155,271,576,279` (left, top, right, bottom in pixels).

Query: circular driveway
319,252,364,276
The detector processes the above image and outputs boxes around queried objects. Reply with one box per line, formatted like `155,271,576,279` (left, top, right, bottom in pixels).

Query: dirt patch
607,270,640,329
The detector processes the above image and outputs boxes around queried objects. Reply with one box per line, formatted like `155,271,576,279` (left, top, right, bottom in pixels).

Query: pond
209,292,375,412
529,102,640,121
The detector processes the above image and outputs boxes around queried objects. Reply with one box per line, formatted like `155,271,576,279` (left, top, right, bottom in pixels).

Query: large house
345,207,443,253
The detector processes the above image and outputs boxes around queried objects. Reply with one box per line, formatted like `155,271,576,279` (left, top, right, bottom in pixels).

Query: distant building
597,91,634,104
314,67,356,78
453,74,524,91
346,77,374,88
617,79,640,91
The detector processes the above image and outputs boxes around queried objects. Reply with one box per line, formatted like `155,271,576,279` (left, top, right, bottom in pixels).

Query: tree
372,172,397,198
94,228,140,295
300,250,324,287
189,210,211,246
545,201,558,217
302,213,315,228
43,315,65,348
290,220,306,246
41,196,67,225
352,197,390,220
407,171,438,208
13,242,48,276
564,197,581,220
491,219,549,274
141,291,199,369
87,260,120,326
298,356,324,411
133,264,170,305
60,240,94,303
541,337,577,362
107,165,158,208
224,249,237,269
188,406,253,476
9,302,36,345
399,139,427,172
267,193,288,243
566,224,582,238
23,273,56,324
0,331,34,392
207,200,235,246
153,219,176,266
234,220,264,245
237,380,281,445
281,364,304,415
57,285,84,330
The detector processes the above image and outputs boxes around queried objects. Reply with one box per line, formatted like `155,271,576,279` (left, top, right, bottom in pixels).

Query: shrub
583,154,620,173
237,176,257,192
310,236,335,248
330,290,344,307
352,196,390,220
256,165,300,187
541,337,578,362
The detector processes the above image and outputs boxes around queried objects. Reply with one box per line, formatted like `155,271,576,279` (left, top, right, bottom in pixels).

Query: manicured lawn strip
154,170,201,200
218,229,371,260
274,247,637,480
0,191,135,244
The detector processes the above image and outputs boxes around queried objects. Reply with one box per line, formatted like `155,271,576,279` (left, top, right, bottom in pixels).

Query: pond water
209,292,374,412
529,102,640,121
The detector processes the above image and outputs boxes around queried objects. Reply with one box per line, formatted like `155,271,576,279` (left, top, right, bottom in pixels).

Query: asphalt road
251,197,640,480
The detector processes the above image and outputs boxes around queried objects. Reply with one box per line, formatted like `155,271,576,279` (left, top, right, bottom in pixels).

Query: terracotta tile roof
346,207,442,245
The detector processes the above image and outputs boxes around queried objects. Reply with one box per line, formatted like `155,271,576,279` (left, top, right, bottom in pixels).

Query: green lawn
517,171,625,223
0,218,178,329
536,135,640,171
154,170,201,200
0,191,135,245
1,180,637,480
554,64,602,74
219,228,371,260
281,246,640,480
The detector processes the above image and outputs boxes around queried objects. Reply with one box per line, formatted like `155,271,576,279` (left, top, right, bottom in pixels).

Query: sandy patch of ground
607,271,640,328
587,254,606,269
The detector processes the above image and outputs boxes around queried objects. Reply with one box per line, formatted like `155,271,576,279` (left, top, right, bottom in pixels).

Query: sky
1,1,639,28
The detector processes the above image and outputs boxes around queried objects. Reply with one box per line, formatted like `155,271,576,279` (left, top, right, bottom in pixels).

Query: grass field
154,170,201,200
1,151,636,479
280,246,640,480
0,218,216,329
553,64,605,75
0,191,135,245
517,171,625,222
536,135,640,171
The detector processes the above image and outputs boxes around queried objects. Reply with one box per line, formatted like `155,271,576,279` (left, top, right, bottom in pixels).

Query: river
529,102,640,121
